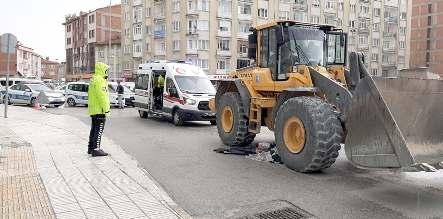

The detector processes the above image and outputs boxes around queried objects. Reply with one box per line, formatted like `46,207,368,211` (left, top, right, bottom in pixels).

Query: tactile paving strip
0,130,56,219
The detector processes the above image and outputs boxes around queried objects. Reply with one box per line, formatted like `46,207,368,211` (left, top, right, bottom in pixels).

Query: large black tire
216,92,255,146
139,110,148,118
67,98,76,107
274,97,343,173
29,98,36,107
172,110,184,126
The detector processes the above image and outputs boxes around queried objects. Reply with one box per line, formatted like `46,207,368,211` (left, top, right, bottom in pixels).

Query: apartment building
16,43,43,79
95,40,123,79
64,5,121,81
121,0,410,77
410,0,443,77
41,58,61,80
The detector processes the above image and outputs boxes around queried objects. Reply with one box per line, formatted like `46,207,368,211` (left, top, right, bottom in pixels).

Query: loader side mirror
248,32,257,59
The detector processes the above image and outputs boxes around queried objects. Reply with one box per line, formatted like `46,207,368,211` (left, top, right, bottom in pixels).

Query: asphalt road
44,106,443,219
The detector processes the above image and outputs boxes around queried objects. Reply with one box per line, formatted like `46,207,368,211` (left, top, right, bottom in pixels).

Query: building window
198,20,209,31
400,12,407,20
197,59,208,69
358,35,368,45
238,22,251,33
88,15,94,24
66,38,71,45
427,28,431,38
326,1,335,9
172,21,180,32
349,20,356,28
371,68,378,76
218,39,230,51
426,52,430,63
188,20,198,33
428,4,433,13
360,5,369,14
373,8,381,17
218,20,231,32
217,59,230,70
188,39,197,50
399,56,405,64
350,4,356,13
173,0,180,12
133,24,142,35
399,41,405,49
399,26,407,36
373,23,380,32
146,7,151,17
311,16,320,24
218,0,232,17
239,3,251,15
173,40,180,51
383,41,390,49
312,0,320,7
198,40,209,50
238,43,248,54
88,30,95,38
373,38,380,47
200,0,209,11
145,25,151,34
428,16,432,25
427,40,431,50
258,8,268,18
66,25,71,32
279,11,289,20
371,53,379,62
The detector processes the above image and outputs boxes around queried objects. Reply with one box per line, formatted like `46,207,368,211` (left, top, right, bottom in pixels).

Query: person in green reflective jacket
87,62,110,157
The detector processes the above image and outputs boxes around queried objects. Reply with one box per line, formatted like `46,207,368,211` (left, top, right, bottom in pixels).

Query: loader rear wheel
275,97,343,173
216,92,255,146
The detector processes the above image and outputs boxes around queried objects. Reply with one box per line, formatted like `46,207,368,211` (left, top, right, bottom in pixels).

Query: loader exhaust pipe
344,52,443,171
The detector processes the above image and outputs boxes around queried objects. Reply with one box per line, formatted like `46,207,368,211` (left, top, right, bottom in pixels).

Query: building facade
95,40,123,80
121,0,411,77
64,5,122,81
41,58,60,80
16,43,42,79
410,0,443,77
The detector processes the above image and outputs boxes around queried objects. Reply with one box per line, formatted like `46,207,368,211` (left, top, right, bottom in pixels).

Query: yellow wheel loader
212,21,443,173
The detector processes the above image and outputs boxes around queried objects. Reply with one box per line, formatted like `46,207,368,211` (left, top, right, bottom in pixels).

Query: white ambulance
134,61,216,126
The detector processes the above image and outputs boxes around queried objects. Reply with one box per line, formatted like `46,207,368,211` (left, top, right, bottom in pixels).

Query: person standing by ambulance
116,81,125,109
87,62,110,157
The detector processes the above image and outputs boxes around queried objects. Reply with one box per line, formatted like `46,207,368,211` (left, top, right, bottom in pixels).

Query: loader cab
249,22,347,81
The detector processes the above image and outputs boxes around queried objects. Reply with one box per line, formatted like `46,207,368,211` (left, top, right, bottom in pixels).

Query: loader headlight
183,96,196,105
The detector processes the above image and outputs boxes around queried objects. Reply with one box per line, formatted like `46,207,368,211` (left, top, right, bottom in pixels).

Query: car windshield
26,83,53,92
174,76,216,94
280,27,325,66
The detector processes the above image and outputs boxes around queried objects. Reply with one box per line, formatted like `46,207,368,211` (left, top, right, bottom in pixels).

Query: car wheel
172,110,184,126
67,98,76,107
139,110,148,118
30,98,36,107
210,120,217,125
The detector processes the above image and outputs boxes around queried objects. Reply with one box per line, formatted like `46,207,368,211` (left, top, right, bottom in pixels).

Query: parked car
63,82,89,106
60,81,119,107
2,83,65,107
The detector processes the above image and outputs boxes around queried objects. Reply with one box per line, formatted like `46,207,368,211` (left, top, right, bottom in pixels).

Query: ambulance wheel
172,110,184,126
139,110,148,118
67,98,76,107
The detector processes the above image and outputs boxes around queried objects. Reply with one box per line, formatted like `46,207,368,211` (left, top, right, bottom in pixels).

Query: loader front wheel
275,97,343,173
216,92,255,146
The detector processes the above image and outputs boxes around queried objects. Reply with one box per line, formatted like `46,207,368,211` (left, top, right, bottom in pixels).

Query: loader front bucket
344,53,443,170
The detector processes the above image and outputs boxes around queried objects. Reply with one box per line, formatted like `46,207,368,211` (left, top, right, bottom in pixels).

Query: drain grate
226,200,316,219
254,207,307,219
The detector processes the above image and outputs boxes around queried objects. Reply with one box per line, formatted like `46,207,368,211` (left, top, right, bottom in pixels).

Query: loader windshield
280,27,325,68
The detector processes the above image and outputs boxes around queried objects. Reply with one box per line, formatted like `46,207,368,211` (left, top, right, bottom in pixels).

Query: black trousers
88,114,106,150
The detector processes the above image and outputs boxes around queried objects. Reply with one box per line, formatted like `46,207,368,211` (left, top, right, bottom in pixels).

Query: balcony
237,32,249,39
133,0,143,6
217,50,231,57
217,13,232,19
383,32,397,37
186,29,198,36
154,31,165,39
358,44,369,50
293,4,308,11
187,8,199,16
238,52,248,58
154,50,166,56
383,47,396,53
358,27,370,33
238,13,252,21
217,31,231,38
186,49,198,55
384,17,398,24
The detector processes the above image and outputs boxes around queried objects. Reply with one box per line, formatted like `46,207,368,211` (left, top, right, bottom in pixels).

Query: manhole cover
201,200,316,219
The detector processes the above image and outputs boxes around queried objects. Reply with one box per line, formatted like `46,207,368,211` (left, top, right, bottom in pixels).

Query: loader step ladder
248,97,276,134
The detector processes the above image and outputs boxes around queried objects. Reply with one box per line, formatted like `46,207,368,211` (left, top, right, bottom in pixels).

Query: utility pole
1,33,17,118
108,0,113,81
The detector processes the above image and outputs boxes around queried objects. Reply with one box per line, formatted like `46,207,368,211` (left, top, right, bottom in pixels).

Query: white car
3,83,65,107
61,82,119,107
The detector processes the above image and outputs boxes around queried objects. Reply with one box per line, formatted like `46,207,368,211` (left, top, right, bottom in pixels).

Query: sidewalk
0,106,190,219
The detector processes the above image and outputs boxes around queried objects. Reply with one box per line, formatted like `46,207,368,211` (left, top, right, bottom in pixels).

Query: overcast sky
0,0,115,62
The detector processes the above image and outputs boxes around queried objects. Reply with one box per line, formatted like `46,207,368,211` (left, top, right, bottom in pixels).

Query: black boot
92,149,109,157
88,148,93,154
